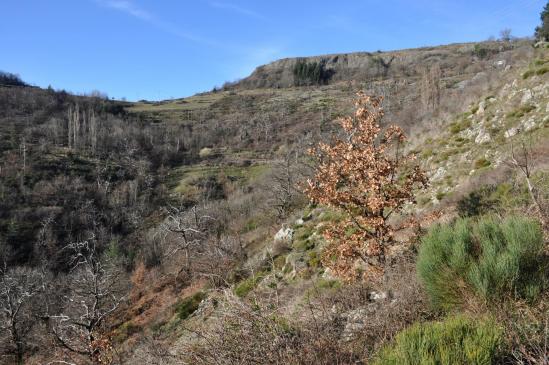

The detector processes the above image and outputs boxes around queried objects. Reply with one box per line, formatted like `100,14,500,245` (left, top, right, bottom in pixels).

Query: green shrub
506,104,536,119
449,119,472,134
417,216,547,311
113,321,142,343
315,278,341,290
176,291,207,320
472,45,493,59
234,271,267,297
523,65,549,79
307,251,321,268
373,315,503,365
435,191,446,201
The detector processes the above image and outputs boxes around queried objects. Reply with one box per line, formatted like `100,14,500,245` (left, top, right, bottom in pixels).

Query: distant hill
231,41,528,89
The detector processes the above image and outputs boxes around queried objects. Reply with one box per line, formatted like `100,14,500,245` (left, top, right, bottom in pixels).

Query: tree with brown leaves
305,93,428,281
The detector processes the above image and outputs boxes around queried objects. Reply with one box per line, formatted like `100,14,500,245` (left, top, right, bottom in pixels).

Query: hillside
0,38,548,364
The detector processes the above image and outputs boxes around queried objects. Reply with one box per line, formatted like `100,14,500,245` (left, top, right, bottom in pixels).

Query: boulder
476,100,486,115
431,167,446,181
521,89,533,105
274,227,294,243
504,127,519,138
369,290,390,301
522,118,537,132
475,129,491,144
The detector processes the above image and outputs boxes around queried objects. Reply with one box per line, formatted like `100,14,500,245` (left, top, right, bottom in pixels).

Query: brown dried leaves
305,92,428,281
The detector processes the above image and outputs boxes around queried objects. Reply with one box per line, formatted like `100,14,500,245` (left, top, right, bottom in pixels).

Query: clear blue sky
1,0,545,101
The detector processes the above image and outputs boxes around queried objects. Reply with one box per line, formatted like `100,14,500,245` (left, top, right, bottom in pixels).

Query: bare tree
499,28,512,42
268,145,305,220
160,205,217,279
507,138,547,227
0,264,45,364
47,238,126,363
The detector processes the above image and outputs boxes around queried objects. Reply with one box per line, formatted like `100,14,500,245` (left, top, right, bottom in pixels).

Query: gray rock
521,89,533,105
494,60,506,68
475,129,491,144
472,72,487,82
369,290,389,301
431,167,446,181
455,80,469,89
477,100,486,115
522,118,537,132
274,227,294,243
504,127,519,138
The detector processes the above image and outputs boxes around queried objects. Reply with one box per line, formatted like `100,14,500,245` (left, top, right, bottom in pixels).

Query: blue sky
1,0,545,101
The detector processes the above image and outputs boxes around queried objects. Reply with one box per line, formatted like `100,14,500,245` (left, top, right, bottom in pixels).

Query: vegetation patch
234,271,268,297
292,59,333,86
523,59,549,78
506,104,536,119
171,164,269,197
316,278,340,290
456,183,531,217
307,251,321,268
417,216,547,311
176,291,207,320
373,315,503,365
474,157,491,169
113,321,142,343
449,119,472,134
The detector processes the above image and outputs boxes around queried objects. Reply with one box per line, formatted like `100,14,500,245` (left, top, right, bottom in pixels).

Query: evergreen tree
535,1,549,41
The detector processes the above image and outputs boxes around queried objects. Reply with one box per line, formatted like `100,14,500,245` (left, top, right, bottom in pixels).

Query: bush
472,45,493,59
457,186,497,217
449,119,472,134
417,216,547,311
373,315,503,365
506,104,536,119
176,291,207,320
234,271,267,297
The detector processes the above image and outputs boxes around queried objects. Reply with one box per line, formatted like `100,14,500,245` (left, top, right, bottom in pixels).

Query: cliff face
233,41,527,89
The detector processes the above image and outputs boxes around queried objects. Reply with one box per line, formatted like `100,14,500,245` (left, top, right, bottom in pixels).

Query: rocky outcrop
232,41,526,89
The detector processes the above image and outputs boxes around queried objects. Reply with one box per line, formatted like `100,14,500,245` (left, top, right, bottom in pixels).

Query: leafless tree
507,138,548,227
268,147,302,220
160,204,217,279
46,238,126,363
0,264,46,364
500,28,512,42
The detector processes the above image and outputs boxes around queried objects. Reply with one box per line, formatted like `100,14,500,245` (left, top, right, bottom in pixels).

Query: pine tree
535,1,549,41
